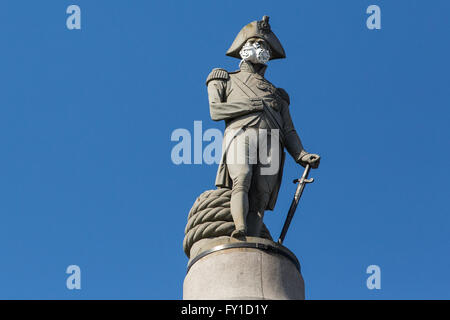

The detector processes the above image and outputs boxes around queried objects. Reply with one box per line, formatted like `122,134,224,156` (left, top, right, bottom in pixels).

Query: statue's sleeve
278,89,305,162
207,79,263,121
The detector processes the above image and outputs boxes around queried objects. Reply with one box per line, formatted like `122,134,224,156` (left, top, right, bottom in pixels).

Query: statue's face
246,38,271,51
239,37,271,65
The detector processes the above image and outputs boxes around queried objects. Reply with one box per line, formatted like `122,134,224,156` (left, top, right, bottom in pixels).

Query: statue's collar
239,60,267,76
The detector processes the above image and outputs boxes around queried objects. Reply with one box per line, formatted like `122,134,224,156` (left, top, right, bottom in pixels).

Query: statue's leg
247,172,280,237
247,132,281,237
226,131,254,238
247,186,270,237
227,163,252,237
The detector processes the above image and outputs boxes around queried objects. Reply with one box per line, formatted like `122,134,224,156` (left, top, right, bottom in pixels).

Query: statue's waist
225,113,276,129
225,114,285,144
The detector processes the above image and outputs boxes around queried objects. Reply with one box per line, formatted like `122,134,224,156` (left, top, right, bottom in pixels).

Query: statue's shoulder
275,87,290,105
206,68,230,86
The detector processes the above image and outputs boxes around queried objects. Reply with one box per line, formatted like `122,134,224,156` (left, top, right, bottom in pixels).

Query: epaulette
276,88,290,105
206,68,229,86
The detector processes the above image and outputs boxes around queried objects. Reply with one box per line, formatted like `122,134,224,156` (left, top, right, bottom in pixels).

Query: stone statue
206,16,320,240
183,16,320,299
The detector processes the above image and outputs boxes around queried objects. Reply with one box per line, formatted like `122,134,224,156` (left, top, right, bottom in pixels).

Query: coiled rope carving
183,188,272,257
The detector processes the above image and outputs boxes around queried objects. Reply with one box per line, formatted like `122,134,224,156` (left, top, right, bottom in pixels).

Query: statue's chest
228,74,277,99
247,74,277,95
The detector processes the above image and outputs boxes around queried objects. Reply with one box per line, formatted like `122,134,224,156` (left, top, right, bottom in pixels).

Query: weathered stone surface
183,238,305,300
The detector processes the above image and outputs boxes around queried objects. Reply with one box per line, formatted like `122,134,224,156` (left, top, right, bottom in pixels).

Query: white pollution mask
239,41,271,65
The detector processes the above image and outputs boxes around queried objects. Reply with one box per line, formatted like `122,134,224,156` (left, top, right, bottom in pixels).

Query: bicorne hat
226,16,286,60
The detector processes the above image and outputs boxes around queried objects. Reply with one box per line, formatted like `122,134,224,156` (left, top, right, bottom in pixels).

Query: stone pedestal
183,237,305,300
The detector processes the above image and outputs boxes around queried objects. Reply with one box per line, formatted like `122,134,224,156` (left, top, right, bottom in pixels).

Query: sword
277,164,315,245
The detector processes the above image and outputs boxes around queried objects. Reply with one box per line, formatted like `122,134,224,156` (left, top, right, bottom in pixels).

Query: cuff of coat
296,150,309,163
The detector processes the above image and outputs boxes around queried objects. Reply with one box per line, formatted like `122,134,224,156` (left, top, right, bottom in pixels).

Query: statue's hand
297,151,321,169
262,96,281,112
249,97,264,111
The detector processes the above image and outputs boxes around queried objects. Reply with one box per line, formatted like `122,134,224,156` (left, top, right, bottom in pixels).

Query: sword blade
277,164,312,245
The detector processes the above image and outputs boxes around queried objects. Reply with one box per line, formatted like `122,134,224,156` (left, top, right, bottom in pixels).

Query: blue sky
0,0,449,299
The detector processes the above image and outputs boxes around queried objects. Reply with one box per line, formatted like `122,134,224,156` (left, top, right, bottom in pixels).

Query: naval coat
206,61,305,210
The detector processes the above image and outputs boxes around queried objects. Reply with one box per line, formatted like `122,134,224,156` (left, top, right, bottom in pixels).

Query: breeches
225,127,281,235
225,127,281,191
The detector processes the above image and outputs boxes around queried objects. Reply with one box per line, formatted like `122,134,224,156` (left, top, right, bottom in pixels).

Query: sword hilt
293,163,314,184
293,177,314,184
